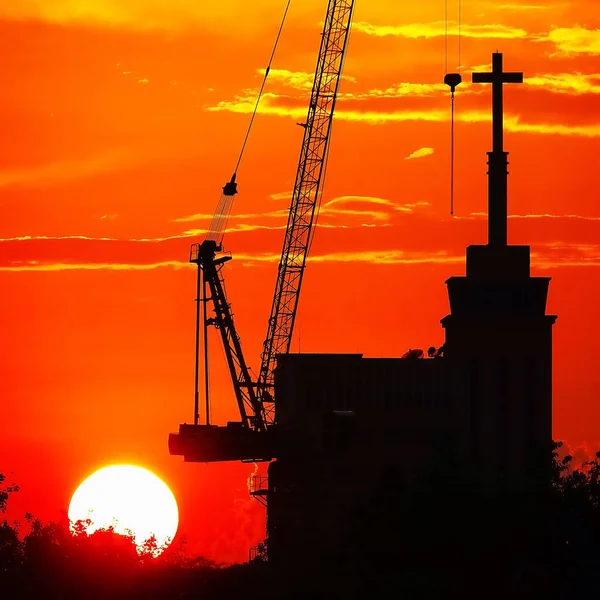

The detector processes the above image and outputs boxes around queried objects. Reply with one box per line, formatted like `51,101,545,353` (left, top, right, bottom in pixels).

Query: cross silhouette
472,53,523,153
472,53,523,246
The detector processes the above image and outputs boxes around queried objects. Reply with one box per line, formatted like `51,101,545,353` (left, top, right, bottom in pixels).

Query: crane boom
169,0,355,463
256,0,355,425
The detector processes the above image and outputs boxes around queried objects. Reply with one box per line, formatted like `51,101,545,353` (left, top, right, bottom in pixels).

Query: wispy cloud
0,0,289,33
0,235,119,242
0,260,191,272
259,69,451,100
174,195,427,228
405,147,434,160
532,242,600,268
0,225,289,245
0,232,201,243
314,196,429,222
353,21,528,40
262,69,600,103
455,212,600,222
0,150,141,189
232,250,463,266
538,26,600,56
342,82,459,100
496,3,549,10
6,247,600,272
526,72,600,95
173,209,288,224
258,68,356,91
208,94,600,137
269,191,293,201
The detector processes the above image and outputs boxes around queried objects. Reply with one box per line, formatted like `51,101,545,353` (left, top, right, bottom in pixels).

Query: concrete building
264,53,557,562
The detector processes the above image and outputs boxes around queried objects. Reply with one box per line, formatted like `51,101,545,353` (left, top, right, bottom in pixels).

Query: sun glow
68,465,179,556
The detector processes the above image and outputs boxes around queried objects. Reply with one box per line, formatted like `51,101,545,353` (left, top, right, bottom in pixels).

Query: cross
472,53,523,246
472,53,523,153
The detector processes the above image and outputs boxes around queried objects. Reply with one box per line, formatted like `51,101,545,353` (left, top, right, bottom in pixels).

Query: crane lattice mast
169,0,355,464
256,0,355,426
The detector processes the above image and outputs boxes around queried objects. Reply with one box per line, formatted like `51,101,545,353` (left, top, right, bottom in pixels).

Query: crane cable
208,0,291,244
444,0,462,216
233,0,291,176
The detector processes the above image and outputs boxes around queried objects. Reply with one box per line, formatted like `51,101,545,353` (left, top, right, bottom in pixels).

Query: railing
249,474,269,496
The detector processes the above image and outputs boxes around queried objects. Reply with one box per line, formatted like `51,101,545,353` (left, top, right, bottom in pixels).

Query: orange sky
2,0,600,563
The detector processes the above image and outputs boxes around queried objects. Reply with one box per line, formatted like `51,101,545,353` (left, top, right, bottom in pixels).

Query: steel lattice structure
256,0,355,426
191,241,267,431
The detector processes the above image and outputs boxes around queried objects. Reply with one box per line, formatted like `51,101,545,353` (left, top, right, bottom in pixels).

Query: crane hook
444,72,462,94
444,73,462,216
223,173,238,197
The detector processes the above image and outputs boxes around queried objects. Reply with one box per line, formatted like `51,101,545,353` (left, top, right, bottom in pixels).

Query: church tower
441,53,557,494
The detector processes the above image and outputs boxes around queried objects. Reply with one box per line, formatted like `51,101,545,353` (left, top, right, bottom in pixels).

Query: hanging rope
450,92,456,216
443,0,462,216
205,0,292,245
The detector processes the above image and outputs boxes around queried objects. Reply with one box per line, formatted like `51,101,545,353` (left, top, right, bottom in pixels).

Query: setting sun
68,465,179,556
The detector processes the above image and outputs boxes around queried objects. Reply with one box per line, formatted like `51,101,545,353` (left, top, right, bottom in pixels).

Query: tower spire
472,53,523,247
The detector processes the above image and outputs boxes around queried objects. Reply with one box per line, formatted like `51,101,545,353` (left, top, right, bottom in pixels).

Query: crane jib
169,0,356,465
256,0,356,426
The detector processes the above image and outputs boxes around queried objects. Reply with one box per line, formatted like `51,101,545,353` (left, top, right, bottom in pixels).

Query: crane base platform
168,422,273,463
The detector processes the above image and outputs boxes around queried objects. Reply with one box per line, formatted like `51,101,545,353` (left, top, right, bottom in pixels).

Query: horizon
2,0,600,564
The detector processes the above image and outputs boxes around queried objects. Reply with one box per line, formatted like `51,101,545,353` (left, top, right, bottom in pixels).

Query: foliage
0,473,19,514
1,441,600,599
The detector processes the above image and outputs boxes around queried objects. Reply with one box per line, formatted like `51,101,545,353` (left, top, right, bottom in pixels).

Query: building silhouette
263,53,557,562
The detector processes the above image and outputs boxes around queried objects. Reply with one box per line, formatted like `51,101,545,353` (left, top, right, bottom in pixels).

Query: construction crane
169,0,355,463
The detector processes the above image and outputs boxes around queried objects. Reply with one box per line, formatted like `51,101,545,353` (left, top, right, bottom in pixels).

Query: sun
68,465,179,556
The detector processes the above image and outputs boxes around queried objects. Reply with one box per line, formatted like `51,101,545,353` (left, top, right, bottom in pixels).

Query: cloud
173,212,229,224
312,195,429,222
258,68,480,102
173,209,288,224
0,150,141,189
0,260,190,272
0,0,289,33
455,213,600,222
0,225,290,245
0,235,119,242
231,250,463,266
435,109,600,138
173,195,427,229
262,68,600,106
341,82,458,100
496,3,549,10
7,244,600,272
258,68,356,91
8,249,600,272
538,26,600,56
531,242,600,268
269,191,293,201
207,94,600,137
0,232,203,243
353,21,528,40
405,147,435,160
526,72,600,95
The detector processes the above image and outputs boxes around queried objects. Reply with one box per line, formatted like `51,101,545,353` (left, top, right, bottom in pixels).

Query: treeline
1,441,600,599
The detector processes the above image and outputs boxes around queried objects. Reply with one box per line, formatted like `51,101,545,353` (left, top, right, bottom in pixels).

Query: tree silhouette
1,443,600,599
